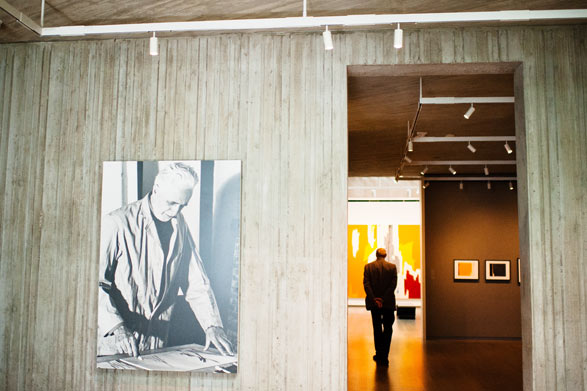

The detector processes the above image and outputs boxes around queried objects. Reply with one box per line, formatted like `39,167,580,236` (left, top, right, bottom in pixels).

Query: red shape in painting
404,270,421,299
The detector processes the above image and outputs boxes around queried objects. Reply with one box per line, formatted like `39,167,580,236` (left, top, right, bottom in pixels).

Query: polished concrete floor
348,307,523,391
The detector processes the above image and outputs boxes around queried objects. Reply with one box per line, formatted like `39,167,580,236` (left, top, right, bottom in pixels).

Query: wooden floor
348,307,523,391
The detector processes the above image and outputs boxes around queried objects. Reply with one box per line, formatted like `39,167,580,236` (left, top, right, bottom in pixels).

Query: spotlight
467,141,476,153
423,181,429,189
408,139,413,152
509,181,514,191
487,181,492,190
484,165,489,176
404,156,412,163
149,32,159,56
420,166,429,176
459,181,464,190
323,26,333,51
504,141,513,154
394,23,403,49
464,103,475,119
449,165,457,175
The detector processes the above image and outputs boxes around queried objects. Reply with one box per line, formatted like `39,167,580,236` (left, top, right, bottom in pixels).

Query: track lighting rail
1,1,586,38
419,97,514,104
412,136,516,142
420,176,517,181
0,0,41,35
40,10,587,37
406,160,516,165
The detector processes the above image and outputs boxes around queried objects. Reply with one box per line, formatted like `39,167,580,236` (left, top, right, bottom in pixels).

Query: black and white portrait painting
96,160,240,373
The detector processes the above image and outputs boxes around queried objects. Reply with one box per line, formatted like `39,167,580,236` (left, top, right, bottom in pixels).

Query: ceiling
1,0,587,43
348,64,518,179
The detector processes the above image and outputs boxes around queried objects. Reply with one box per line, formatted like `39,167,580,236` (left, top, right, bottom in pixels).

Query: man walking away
363,248,397,366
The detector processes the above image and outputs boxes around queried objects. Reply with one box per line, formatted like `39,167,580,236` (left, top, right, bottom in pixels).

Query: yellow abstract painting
347,224,421,300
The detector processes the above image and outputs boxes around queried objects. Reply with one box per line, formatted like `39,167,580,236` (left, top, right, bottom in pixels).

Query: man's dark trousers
370,308,395,363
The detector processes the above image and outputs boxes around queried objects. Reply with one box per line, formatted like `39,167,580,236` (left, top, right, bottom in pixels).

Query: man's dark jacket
363,258,398,310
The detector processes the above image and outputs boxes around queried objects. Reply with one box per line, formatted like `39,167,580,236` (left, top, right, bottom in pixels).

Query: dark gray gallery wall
425,181,521,339
1,26,586,391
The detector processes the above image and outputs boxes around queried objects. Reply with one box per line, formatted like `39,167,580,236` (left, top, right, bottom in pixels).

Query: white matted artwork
96,160,240,373
485,260,511,282
453,259,479,281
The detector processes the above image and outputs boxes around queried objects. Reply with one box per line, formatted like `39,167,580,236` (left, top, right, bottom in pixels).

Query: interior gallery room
0,1,585,390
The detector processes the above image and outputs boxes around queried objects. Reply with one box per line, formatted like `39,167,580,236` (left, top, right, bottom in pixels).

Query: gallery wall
1,25,586,391
425,181,521,339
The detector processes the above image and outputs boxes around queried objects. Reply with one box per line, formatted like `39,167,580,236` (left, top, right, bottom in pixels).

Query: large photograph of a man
96,160,240,372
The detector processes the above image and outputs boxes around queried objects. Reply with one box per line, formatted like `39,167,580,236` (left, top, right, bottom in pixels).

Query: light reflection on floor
348,306,523,391
348,306,425,391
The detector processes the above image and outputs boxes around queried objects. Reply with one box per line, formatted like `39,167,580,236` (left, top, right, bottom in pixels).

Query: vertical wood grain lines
1,25,586,391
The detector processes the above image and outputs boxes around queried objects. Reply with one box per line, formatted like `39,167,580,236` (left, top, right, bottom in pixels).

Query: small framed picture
517,258,521,285
485,260,511,282
454,259,479,281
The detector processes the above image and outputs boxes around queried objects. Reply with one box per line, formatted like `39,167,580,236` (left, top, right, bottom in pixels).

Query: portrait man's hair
154,162,199,189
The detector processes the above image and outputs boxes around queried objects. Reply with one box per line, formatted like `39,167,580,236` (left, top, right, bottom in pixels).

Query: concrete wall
1,25,586,391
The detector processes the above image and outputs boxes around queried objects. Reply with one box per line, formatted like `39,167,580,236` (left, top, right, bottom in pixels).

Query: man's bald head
376,248,387,259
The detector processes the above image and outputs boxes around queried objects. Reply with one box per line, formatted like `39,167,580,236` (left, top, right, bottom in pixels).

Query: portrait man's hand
204,326,234,356
374,298,383,309
113,324,140,357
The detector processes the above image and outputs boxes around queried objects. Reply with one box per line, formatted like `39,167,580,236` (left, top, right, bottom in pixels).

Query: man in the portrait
97,162,233,358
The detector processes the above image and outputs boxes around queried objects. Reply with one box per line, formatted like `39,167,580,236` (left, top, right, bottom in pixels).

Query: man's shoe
373,355,389,366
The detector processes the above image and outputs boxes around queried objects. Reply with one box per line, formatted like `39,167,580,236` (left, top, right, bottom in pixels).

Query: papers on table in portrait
97,344,238,372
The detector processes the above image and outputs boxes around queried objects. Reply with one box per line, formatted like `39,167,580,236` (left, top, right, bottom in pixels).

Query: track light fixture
323,26,333,51
484,165,489,176
404,155,412,163
149,32,158,56
467,141,477,153
459,181,464,190
423,181,429,189
509,181,514,190
420,166,429,176
487,181,492,190
504,141,513,154
464,103,475,119
408,139,413,152
394,23,403,49
448,165,457,175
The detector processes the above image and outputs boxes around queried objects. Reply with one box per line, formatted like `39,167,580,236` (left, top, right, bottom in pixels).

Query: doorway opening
347,63,526,391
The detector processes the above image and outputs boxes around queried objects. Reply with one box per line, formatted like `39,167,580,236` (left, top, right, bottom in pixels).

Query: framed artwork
517,258,521,285
453,259,479,281
96,160,241,372
485,260,511,282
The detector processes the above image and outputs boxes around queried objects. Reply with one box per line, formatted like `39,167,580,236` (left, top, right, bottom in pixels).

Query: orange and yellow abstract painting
348,224,421,300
